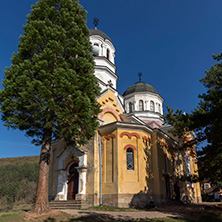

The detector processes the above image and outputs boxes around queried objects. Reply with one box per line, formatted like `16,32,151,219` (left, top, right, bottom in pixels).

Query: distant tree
164,53,222,184
0,0,100,213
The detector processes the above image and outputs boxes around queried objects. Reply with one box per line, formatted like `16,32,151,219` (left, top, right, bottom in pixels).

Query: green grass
0,211,23,222
86,205,142,212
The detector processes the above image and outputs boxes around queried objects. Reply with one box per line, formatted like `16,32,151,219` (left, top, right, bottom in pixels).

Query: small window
127,148,134,170
150,101,154,111
139,100,144,111
107,48,110,60
158,104,161,113
129,102,134,113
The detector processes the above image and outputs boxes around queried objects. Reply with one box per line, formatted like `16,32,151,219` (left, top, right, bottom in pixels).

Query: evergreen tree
0,0,100,213
164,53,222,184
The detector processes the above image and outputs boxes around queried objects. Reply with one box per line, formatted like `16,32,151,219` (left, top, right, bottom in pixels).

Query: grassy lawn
0,211,23,222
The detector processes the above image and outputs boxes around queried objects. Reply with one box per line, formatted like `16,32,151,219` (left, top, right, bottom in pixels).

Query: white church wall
94,69,117,89
125,93,163,115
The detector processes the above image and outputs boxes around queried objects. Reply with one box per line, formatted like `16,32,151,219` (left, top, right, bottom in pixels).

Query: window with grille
129,102,134,113
126,148,134,170
139,100,144,111
150,101,154,111
107,48,110,60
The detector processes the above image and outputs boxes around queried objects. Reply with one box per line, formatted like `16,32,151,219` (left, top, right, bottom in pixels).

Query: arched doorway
67,163,79,200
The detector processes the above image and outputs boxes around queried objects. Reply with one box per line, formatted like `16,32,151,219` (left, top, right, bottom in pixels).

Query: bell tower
89,18,118,92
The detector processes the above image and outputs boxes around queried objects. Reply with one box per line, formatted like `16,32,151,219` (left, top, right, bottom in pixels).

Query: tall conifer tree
0,0,100,213
164,53,222,184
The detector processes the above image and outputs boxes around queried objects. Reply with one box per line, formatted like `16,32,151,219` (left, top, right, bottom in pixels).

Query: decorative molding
65,157,79,170
158,139,169,148
143,136,151,146
99,107,121,121
120,132,140,139
124,144,136,151
104,133,115,140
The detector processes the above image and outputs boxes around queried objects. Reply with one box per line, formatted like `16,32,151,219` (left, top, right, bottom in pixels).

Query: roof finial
138,72,142,82
93,17,99,30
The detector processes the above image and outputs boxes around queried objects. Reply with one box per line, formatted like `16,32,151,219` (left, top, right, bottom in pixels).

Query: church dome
89,29,113,44
123,81,159,96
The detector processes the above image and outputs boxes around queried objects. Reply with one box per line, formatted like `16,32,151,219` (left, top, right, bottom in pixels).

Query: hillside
0,155,39,167
0,156,39,211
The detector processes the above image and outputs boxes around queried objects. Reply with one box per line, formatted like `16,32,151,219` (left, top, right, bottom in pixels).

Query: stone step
49,200,89,209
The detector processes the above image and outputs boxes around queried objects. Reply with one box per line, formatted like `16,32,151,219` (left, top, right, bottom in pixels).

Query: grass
0,211,23,222
85,205,142,212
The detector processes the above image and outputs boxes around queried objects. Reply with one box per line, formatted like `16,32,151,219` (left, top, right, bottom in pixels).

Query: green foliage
164,53,222,183
0,156,39,206
0,0,100,147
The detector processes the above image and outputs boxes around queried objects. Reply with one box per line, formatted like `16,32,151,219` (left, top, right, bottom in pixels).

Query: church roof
123,81,159,96
89,29,113,44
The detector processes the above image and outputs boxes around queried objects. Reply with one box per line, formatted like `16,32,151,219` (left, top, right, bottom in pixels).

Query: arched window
107,48,110,60
150,101,155,111
139,100,144,111
126,148,134,170
92,43,100,56
129,102,134,113
158,104,161,113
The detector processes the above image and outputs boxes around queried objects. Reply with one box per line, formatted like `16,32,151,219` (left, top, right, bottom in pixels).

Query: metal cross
93,17,99,29
138,72,142,82
108,80,113,87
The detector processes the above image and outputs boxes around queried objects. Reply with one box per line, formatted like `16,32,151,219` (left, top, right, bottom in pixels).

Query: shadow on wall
129,139,154,208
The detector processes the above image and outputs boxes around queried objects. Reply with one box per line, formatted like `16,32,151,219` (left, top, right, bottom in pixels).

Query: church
49,26,202,208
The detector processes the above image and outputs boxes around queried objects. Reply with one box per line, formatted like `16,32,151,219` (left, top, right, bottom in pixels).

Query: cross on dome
138,72,142,82
93,17,99,30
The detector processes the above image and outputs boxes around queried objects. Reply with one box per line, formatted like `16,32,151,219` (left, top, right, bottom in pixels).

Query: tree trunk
33,129,52,213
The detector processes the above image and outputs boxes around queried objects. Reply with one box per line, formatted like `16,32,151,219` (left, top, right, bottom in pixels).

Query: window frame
126,148,134,170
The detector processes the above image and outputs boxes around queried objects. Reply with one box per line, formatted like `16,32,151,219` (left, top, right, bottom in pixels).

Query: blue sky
0,0,222,158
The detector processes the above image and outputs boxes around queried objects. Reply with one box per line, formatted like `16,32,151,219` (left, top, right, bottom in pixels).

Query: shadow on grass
155,203,222,222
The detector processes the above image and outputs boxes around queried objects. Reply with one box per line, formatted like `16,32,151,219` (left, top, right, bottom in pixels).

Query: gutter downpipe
99,133,102,206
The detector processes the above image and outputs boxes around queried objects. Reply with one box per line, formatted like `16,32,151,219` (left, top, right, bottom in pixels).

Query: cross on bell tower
93,17,99,30
138,72,142,82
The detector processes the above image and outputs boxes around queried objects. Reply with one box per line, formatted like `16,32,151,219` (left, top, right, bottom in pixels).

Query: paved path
61,209,179,220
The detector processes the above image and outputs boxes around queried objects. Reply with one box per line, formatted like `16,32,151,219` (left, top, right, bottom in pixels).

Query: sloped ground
62,202,222,221
156,202,222,221
0,202,221,221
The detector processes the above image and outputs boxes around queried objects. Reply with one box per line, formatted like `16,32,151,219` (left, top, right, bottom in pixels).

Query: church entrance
67,163,79,200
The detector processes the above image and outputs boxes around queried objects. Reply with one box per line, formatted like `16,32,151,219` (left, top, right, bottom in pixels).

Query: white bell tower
89,21,118,92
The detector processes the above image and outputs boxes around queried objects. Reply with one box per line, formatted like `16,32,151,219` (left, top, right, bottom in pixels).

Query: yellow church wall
97,89,123,115
150,133,162,202
116,129,151,195
101,130,118,195
49,86,202,205
103,112,118,124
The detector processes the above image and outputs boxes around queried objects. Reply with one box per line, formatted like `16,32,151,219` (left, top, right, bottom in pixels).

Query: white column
77,153,88,195
77,168,87,194
56,170,67,200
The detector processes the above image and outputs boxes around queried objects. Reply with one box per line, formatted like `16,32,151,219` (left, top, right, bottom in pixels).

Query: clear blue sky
0,0,222,158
